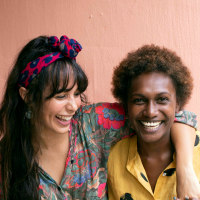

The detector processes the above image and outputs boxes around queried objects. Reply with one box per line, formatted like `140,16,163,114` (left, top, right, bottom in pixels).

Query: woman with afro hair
108,45,200,200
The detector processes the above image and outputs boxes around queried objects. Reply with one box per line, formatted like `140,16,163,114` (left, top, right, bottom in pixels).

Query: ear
19,87,28,102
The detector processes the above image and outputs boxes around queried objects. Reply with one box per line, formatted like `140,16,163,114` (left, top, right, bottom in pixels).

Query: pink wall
0,0,200,121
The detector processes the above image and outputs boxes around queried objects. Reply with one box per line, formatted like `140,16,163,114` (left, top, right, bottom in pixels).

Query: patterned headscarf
18,35,82,88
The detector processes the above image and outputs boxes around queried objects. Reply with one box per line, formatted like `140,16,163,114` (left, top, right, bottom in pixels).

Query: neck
32,127,70,155
137,132,174,159
137,132,174,192
32,127,71,184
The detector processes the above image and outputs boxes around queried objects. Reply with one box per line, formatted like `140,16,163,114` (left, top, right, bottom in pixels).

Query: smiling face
127,72,179,144
39,78,81,136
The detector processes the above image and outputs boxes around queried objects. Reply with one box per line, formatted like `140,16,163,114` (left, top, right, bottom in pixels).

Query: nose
143,101,158,118
66,96,78,113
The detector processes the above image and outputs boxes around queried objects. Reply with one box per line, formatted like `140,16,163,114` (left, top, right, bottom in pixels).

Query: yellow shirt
108,133,200,200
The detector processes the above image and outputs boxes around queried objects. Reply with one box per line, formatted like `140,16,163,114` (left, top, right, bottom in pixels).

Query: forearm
173,109,197,166
171,122,200,198
171,123,195,166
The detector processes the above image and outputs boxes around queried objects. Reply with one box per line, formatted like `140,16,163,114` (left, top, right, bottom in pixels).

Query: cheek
76,97,82,108
127,105,140,125
128,105,141,118
162,105,176,124
42,100,62,115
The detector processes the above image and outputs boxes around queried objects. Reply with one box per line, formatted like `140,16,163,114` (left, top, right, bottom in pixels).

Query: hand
176,164,200,199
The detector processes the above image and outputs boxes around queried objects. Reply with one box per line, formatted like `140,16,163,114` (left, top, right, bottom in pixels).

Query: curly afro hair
112,44,193,109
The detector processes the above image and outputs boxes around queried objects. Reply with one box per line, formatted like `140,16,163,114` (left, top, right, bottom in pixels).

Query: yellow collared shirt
108,133,200,200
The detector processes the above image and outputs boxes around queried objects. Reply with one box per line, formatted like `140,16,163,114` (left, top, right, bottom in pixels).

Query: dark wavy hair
112,44,193,110
0,36,88,200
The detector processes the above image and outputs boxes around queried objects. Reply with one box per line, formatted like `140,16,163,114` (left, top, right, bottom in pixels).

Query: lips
55,115,72,126
140,121,162,131
56,115,72,121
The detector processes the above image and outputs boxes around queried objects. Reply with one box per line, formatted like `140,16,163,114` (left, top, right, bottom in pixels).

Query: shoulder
109,137,135,161
108,136,137,176
193,131,200,166
74,102,126,130
77,102,124,115
192,131,200,181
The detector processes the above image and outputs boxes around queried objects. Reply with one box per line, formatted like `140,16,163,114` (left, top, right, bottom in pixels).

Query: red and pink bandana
18,35,82,88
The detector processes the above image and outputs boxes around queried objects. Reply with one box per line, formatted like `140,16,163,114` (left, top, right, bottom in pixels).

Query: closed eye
54,91,81,99
74,91,81,97
55,94,67,99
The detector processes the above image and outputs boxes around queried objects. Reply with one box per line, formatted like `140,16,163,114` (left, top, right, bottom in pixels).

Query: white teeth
141,121,161,127
56,115,72,121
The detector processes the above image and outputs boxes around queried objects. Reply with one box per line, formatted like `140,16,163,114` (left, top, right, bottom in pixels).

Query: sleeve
175,110,198,130
76,102,132,152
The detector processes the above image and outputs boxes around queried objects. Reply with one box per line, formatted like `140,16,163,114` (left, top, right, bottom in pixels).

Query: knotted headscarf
18,35,82,88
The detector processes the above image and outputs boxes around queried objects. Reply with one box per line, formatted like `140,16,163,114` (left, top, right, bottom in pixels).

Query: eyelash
132,97,169,105
55,95,66,99
55,92,81,99
74,92,81,97
132,98,146,104
157,97,169,103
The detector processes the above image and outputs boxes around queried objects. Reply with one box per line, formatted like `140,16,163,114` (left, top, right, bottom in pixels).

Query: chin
139,131,164,144
54,128,69,135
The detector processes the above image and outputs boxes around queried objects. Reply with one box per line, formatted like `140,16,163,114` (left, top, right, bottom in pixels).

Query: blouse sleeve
175,110,198,130
75,103,131,151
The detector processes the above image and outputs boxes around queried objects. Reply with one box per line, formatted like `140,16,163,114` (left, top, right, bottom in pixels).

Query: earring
25,110,32,119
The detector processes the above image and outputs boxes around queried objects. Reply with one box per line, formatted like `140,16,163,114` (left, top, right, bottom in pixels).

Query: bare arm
171,123,200,199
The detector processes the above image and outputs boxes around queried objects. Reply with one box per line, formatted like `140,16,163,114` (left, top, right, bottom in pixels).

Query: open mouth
56,115,72,121
140,121,162,131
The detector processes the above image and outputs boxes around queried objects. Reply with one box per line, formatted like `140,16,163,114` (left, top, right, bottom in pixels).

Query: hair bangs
44,59,76,99
31,58,88,103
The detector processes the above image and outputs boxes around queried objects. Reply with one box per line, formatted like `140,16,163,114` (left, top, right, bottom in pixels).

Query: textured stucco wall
0,0,200,120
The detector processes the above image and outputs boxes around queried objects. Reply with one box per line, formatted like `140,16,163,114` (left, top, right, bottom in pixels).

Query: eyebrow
129,92,171,98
